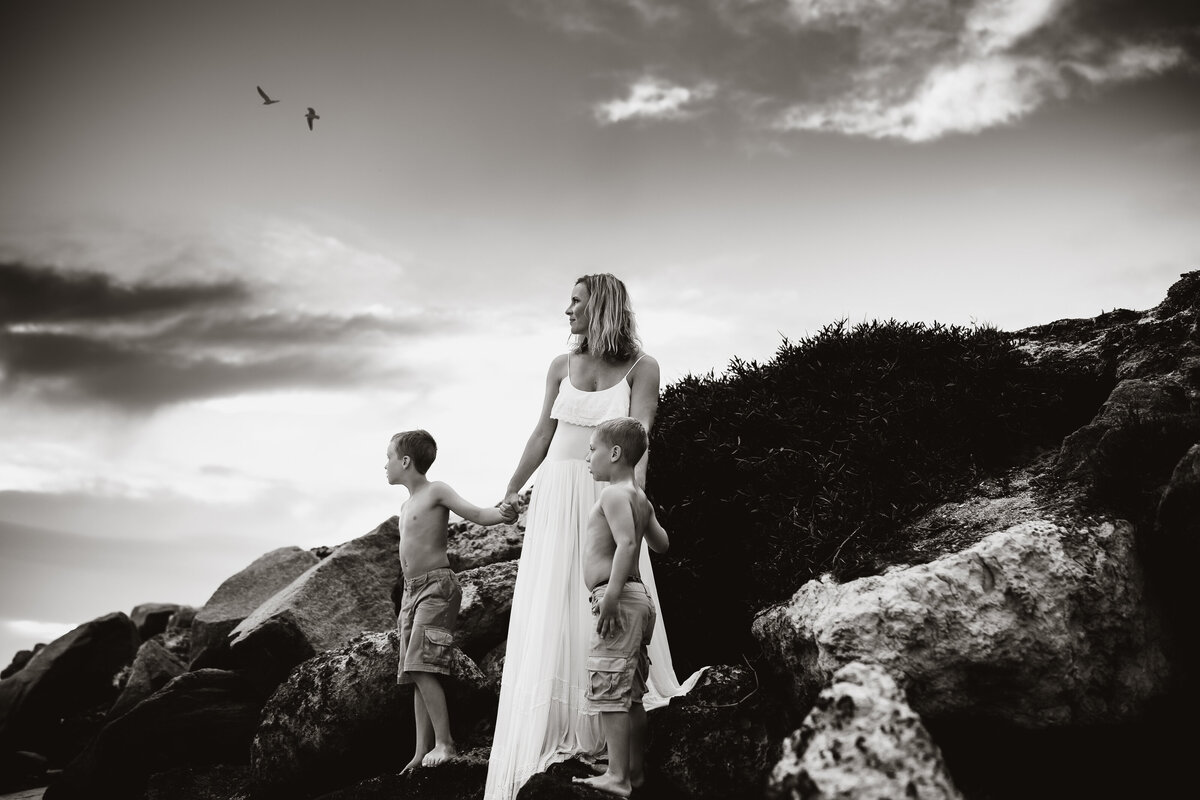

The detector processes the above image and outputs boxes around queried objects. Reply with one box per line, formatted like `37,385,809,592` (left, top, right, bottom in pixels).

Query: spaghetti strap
622,353,647,381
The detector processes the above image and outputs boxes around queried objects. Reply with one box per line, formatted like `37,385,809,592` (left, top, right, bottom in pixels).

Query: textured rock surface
752,517,1169,727
446,495,526,572
228,519,400,686
43,669,264,800
648,664,775,800
145,764,251,800
454,559,519,660
250,630,490,799
189,546,320,669
0,612,139,760
106,638,187,720
767,661,963,800
311,748,489,799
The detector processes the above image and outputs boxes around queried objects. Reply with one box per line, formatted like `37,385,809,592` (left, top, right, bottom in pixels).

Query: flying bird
256,86,280,105
306,107,320,131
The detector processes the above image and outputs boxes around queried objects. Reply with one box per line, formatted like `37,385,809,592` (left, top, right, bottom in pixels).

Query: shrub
648,319,1108,672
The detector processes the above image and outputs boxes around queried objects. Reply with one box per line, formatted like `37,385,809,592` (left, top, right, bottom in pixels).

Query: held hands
497,501,518,524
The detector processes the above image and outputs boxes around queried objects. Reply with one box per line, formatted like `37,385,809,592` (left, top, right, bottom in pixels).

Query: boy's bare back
583,483,667,590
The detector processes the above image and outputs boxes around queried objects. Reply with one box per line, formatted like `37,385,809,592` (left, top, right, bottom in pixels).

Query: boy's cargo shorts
584,582,656,712
397,567,461,684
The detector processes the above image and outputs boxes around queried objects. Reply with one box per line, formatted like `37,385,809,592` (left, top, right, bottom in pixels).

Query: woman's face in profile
565,282,590,335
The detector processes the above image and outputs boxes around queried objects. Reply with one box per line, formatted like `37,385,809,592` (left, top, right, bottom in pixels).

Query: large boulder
145,765,251,800
130,603,181,641
446,497,526,572
0,611,139,763
43,669,264,800
106,638,187,720
648,663,777,800
227,519,400,688
767,661,963,800
250,630,490,799
752,517,1170,728
455,559,519,660
189,545,320,669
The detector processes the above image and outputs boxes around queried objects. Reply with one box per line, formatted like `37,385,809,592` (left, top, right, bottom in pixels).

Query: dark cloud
0,261,247,323
0,262,431,409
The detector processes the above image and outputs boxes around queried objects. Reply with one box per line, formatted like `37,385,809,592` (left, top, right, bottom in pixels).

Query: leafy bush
648,319,1109,672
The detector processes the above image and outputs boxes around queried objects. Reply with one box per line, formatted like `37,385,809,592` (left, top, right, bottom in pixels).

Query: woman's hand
504,491,520,510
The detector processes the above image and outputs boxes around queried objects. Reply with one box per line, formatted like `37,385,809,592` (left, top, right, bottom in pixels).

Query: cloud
0,262,439,409
512,0,1199,140
595,76,718,123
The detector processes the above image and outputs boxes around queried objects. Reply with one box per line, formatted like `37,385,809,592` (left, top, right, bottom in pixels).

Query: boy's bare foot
421,742,458,767
400,752,427,774
572,773,631,797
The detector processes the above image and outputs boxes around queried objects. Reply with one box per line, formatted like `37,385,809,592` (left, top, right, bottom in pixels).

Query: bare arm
628,354,660,489
503,355,568,505
644,504,669,554
596,490,640,637
434,483,509,526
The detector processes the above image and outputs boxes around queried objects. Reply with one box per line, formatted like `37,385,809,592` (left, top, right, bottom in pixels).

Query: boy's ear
400,455,411,469
609,444,622,463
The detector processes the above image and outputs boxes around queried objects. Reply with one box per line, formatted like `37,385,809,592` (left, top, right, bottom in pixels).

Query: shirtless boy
386,429,517,772
573,417,669,797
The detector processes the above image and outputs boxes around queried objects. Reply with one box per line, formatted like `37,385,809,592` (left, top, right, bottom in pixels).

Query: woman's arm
503,354,568,505
628,353,660,489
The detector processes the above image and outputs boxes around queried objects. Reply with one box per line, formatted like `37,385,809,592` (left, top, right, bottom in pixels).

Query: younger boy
386,429,517,772
573,417,669,797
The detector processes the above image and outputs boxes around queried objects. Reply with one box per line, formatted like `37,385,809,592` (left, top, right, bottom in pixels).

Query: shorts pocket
422,626,455,668
586,655,631,704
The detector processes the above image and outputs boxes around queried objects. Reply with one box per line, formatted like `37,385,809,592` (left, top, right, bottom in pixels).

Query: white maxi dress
484,356,704,800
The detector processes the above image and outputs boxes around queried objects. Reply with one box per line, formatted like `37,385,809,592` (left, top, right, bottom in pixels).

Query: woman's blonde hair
573,273,641,362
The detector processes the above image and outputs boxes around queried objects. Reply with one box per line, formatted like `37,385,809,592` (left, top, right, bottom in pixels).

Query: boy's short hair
390,430,437,474
595,417,648,465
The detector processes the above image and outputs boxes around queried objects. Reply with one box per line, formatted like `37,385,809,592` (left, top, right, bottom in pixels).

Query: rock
648,663,776,800
1155,442,1200,546
752,517,1170,728
0,749,50,794
0,612,139,763
767,661,963,800
455,560,519,660
42,669,264,800
478,642,506,695
446,502,526,572
227,519,400,688
513,758,612,800
130,603,181,641
106,638,187,720
311,747,489,799
166,605,197,632
0,646,41,680
250,630,491,799
189,546,321,670
145,764,251,800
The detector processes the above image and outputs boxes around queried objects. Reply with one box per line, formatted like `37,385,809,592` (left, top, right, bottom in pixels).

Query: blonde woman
485,274,703,800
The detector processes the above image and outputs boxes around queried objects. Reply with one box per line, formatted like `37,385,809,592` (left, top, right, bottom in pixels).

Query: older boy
573,417,669,797
386,429,517,772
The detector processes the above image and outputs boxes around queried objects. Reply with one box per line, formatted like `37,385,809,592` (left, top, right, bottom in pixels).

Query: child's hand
498,502,518,524
596,596,622,639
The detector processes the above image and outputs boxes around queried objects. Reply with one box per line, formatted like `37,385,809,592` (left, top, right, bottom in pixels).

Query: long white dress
484,357,705,800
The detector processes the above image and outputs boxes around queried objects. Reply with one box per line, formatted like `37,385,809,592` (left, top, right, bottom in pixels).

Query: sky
1,0,1198,664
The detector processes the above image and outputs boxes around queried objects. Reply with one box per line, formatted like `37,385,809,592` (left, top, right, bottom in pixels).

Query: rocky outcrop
455,559,519,660
130,603,181,641
767,661,963,800
0,612,139,763
227,519,400,688
44,669,264,800
189,546,320,669
107,638,187,721
311,748,490,799
250,630,491,800
145,765,251,800
446,497,526,572
752,517,1170,728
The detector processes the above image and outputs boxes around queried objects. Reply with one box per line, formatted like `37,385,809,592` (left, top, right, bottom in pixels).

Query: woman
484,274,703,800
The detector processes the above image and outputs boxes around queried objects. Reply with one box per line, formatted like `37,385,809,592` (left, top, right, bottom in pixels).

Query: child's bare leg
401,684,434,773
573,710,632,797
628,701,647,788
411,672,457,766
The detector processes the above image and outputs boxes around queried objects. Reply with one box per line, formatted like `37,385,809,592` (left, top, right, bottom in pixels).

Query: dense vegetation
647,319,1112,672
